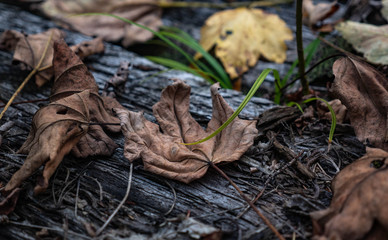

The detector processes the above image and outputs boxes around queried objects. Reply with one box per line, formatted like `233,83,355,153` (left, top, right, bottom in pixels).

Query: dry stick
8,221,89,240
0,98,49,108
296,0,308,95
209,162,285,240
164,180,177,216
0,31,54,120
95,162,133,236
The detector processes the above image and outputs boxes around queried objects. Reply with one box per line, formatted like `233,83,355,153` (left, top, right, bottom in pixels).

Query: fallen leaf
51,39,122,158
383,0,388,21
196,8,293,79
1,28,64,87
317,99,348,124
4,90,90,194
39,0,165,47
0,29,105,86
116,80,257,183
311,147,388,240
178,217,222,240
102,61,130,97
336,21,388,65
302,0,339,31
70,37,105,59
0,188,21,215
330,56,388,151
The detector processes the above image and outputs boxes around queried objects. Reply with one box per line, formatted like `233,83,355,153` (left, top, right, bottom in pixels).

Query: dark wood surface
0,2,365,240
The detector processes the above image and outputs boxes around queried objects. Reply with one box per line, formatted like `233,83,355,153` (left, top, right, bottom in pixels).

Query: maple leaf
4,90,90,194
330,56,388,151
336,21,388,65
311,148,388,240
0,29,105,86
51,39,122,158
39,0,166,47
115,80,258,183
196,8,293,79
302,0,339,31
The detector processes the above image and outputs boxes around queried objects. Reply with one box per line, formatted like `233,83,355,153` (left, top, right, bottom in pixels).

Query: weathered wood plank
0,3,365,240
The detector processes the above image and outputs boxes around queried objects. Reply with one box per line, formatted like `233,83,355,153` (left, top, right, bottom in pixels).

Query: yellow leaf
196,8,293,79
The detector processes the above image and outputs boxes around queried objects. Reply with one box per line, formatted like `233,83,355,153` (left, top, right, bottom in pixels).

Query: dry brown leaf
317,99,348,124
330,56,388,151
4,90,90,194
0,28,64,87
40,0,165,47
0,29,105,86
196,8,293,79
311,148,388,240
70,37,105,59
302,0,339,31
51,39,122,158
336,21,388,65
0,188,21,215
115,79,258,183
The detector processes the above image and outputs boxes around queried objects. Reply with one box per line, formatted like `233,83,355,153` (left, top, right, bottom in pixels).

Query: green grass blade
72,13,204,76
287,101,304,113
159,30,231,88
183,68,276,146
303,97,336,144
146,56,215,84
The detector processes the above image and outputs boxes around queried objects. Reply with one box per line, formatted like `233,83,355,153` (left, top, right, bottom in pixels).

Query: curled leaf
4,91,90,194
330,56,388,151
197,8,292,79
311,148,388,240
0,188,21,215
70,37,105,59
116,80,258,183
0,29,105,86
51,39,122,158
302,0,339,31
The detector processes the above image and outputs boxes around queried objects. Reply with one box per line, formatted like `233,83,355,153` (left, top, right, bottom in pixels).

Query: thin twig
0,98,49,108
164,180,177,216
75,177,81,219
209,162,285,240
8,221,89,239
96,162,133,236
0,31,53,120
296,0,308,95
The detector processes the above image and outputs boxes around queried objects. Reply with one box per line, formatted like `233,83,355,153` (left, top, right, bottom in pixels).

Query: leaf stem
209,162,285,240
0,31,54,120
296,0,309,95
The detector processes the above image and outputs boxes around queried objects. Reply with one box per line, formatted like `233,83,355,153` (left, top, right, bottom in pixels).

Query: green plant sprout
183,68,278,145
288,97,337,144
72,13,232,89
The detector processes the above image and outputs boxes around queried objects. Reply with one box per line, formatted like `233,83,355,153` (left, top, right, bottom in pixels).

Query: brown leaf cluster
39,0,165,47
0,28,104,86
311,148,388,240
116,80,258,183
3,39,122,195
330,56,388,151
